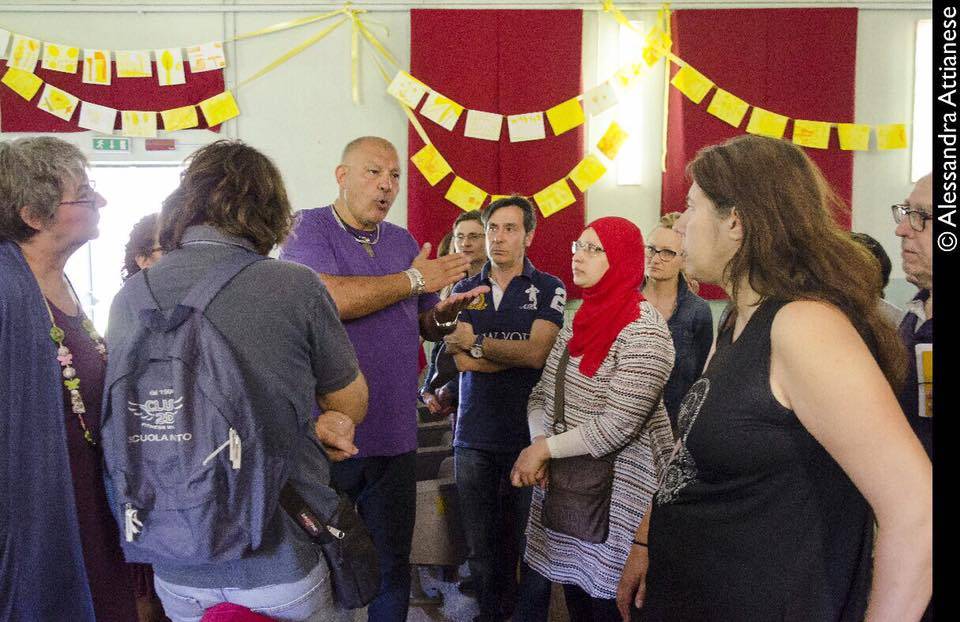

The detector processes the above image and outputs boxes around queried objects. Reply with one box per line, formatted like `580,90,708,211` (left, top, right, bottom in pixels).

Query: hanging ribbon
236,16,350,90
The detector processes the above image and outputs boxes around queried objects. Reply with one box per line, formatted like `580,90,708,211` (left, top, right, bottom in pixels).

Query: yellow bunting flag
792,120,832,149
410,143,452,186
115,50,152,78
78,101,117,134
121,111,158,138
464,110,503,141
37,84,79,121
161,105,199,131
546,98,585,136
9,35,41,72
597,121,629,160
613,62,646,92
582,82,618,116
746,107,789,139
670,65,714,104
41,42,80,74
387,71,428,109
155,48,187,86
707,89,749,128
507,112,546,142
490,195,513,203
83,49,112,85
199,91,240,127
1,67,42,100
421,91,464,132
876,124,908,150
534,179,576,218
445,176,487,212
568,154,607,192
836,123,871,151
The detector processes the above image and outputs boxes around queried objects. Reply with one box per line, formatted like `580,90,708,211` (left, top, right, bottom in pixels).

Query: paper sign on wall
155,48,186,86
507,112,546,143
83,49,112,85
116,50,152,78
837,123,871,151
78,101,118,134
464,109,503,141
41,42,80,74
546,98,585,136
411,143,453,186
534,179,576,217
445,176,487,212
387,71,428,109
37,84,80,121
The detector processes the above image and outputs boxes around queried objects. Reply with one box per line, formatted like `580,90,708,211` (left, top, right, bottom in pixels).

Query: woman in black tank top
616,135,931,622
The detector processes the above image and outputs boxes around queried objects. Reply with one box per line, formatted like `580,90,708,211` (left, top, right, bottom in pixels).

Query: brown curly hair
687,135,905,390
159,140,292,255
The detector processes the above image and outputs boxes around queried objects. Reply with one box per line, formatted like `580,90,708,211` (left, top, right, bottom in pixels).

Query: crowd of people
0,133,933,622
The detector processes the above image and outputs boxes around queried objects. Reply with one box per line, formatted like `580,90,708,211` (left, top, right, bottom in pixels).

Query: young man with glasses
640,212,713,431
893,173,934,461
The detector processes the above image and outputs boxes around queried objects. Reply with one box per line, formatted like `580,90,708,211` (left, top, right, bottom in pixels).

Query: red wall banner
408,9,585,298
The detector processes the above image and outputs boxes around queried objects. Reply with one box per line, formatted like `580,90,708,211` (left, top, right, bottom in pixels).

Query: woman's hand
510,436,551,487
617,542,649,621
422,391,443,414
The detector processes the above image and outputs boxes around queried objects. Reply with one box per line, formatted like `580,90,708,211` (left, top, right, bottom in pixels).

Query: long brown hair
159,140,292,255
688,135,905,389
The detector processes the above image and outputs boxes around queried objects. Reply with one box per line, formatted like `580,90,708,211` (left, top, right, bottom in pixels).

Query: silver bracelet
404,267,425,297
434,312,458,331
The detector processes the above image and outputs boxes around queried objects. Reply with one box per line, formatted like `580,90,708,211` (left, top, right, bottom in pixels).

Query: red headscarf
567,217,646,377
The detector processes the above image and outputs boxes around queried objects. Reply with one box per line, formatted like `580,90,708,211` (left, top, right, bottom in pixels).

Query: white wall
0,2,932,308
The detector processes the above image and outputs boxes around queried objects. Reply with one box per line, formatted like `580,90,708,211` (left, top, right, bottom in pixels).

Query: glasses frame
59,180,98,208
571,240,606,256
454,233,486,243
891,203,932,233
645,245,680,262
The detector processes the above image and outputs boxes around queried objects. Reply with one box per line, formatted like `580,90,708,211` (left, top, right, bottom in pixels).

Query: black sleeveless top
643,299,873,622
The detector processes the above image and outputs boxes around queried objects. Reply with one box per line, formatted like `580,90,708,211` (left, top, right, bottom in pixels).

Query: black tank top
644,299,873,622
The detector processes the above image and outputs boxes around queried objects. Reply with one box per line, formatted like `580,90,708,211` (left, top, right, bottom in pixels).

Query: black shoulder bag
540,347,617,544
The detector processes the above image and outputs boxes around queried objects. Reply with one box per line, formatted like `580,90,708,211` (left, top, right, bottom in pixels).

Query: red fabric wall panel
661,9,858,300
0,61,225,132
409,10,585,298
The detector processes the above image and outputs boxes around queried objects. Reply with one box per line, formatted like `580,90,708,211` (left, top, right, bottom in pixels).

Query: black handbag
280,485,380,609
541,347,617,544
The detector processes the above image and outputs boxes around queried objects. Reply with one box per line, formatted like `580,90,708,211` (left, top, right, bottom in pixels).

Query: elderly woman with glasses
510,217,675,621
640,213,713,433
0,137,143,620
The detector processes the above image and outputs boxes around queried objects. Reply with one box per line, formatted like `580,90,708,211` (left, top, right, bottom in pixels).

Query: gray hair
0,137,88,242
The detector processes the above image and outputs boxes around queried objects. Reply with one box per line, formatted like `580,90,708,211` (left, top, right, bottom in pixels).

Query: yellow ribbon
236,16,349,90
232,6,352,42
659,5,671,171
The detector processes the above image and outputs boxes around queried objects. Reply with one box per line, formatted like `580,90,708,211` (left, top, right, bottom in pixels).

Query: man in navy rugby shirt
444,196,565,621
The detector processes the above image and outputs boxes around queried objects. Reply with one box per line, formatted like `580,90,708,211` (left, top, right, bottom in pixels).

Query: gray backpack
101,251,286,564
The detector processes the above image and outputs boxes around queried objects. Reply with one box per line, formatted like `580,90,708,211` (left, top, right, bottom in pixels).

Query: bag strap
180,251,266,312
552,347,571,434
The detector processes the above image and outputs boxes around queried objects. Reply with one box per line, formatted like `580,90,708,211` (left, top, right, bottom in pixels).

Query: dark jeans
331,451,416,622
455,447,548,621
562,584,621,622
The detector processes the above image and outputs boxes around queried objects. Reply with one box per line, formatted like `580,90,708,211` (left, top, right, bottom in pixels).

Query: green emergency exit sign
92,138,130,152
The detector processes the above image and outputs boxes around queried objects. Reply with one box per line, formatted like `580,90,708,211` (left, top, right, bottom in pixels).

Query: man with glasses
443,196,563,622
640,212,713,431
892,173,933,460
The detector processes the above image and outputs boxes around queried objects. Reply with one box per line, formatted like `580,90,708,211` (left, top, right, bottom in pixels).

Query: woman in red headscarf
510,217,676,621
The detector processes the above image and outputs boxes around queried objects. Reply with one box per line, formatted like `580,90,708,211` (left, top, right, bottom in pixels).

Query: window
912,19,932,182
617,20,646,185
66,165,182,333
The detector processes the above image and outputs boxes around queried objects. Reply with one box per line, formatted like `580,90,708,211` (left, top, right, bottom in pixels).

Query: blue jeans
331,451,416,622
455,447,548,621
154,559,344,622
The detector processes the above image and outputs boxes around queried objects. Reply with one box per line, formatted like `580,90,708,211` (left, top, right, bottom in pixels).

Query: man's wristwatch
404,267,425,297
469,334,485,359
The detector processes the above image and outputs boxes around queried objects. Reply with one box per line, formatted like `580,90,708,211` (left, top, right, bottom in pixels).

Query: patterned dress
523,302,676,599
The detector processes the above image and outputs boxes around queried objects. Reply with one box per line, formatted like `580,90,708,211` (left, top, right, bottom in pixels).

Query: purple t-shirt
281,205,437,457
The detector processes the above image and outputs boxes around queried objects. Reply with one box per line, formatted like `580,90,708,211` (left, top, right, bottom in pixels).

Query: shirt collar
479,256,536,282
905,289,931,329
180,224,258,252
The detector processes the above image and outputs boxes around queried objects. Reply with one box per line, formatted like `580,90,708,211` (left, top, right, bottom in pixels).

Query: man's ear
524,229,535,249
334,164,349,188
19,205,45,232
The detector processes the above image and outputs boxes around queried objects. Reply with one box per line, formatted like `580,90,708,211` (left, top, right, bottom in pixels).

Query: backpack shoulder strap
180,251,266,313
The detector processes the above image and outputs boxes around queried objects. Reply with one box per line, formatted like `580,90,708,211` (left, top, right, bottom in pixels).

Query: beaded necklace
331,204,380,257
43,280,107,447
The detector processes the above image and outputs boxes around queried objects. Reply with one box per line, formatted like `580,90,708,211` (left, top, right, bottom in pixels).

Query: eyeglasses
571,240,605,256
59,180,98,207
454,233,485,243
891,203,932,232
645,245,680,261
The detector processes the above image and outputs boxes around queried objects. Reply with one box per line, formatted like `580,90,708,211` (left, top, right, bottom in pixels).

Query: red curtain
408,10,585,298
661,8,858,300
0,61,225,132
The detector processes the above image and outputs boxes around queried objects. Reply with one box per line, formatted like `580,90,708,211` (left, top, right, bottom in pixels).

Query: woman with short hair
122,212,163,281
617,135,932,621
